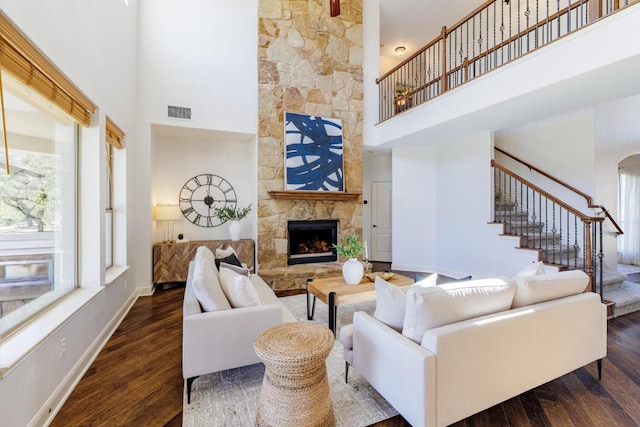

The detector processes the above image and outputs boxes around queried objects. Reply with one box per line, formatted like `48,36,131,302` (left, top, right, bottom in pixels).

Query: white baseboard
32,292,139,427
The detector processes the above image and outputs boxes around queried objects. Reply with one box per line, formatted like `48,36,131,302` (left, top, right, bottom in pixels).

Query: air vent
167,105,192,120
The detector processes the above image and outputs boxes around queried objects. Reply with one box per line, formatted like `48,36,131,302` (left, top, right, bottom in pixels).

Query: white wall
137,0,258,132
151,127,258,242
379,55,401,75
0,1,138,426
436,132,537,278
135,0,259,290
363,152,392,251
495,107,597,214
392,145,439,272
391,133,539,278
363,0,381,145
390,96,637,279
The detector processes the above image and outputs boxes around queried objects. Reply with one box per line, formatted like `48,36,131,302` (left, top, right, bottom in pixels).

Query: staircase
494,177,640,318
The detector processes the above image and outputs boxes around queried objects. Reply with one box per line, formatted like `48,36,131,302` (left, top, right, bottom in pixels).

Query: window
618,166,640,265
0,11,96,334
105,142,113,269
105,116,124,271
0,75,78,334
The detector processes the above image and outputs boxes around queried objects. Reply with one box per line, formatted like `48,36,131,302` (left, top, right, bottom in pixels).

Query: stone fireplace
256,0,363,290
287,220,338,265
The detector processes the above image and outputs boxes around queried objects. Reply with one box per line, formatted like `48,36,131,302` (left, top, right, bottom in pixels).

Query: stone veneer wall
257,0,363,290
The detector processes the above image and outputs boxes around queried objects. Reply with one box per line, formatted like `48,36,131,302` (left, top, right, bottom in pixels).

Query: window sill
105,265,129,286
0,287,102,379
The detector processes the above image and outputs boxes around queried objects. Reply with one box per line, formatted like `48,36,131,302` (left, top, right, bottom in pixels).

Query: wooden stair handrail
495,147,623,235
492,160,604,224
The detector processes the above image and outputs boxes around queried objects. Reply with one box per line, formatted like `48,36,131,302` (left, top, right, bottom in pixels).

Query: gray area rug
183,294,399,426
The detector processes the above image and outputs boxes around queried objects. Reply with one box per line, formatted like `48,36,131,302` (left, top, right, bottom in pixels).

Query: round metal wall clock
179,173,237,227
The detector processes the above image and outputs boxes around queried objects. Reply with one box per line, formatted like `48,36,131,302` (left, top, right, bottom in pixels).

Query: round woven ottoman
254,322,335,427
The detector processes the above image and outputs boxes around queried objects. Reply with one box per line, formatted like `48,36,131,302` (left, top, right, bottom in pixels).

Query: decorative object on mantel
179,173,237,228
214,204,252,241
285,112,344,192
155,205,181,242
333,234,365,285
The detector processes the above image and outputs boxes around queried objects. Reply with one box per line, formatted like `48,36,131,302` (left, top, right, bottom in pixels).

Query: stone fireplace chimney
256,0,363,291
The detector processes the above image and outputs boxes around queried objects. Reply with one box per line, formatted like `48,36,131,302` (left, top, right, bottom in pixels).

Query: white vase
342,258,364,285
228,220,242,241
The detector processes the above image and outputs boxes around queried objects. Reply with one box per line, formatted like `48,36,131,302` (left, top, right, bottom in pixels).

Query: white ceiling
379,0,488,60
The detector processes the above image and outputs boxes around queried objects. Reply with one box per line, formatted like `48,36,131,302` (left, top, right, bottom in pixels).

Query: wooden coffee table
306,273,414,335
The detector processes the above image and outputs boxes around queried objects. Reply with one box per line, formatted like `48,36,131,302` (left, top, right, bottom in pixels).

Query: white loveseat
182,246,295,403
345,269,607,427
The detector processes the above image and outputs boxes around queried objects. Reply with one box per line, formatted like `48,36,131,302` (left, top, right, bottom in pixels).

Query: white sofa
344,270,607,427
182,248,295,403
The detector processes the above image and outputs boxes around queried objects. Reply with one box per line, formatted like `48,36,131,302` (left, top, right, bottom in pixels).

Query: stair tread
601,270,628,287
604,281,640,317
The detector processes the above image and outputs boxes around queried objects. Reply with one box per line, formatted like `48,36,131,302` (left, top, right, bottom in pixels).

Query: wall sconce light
155,205,182,243
394,46,406,57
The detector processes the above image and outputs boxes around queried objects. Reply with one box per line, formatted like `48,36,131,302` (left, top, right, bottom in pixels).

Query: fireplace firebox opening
287,220,338,265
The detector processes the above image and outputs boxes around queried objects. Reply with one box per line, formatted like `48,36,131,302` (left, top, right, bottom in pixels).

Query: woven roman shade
105,116,125,149
0,12,96,127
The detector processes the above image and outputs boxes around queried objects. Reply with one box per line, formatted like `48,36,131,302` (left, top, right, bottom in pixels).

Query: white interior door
371,182,392,262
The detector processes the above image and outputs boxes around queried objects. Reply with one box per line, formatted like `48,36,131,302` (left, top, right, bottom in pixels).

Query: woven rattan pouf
254,322,335,427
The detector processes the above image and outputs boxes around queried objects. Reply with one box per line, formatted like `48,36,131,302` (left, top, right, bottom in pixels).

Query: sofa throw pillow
514,261,546,278
191,255,231,312
219,261,250,277
215,246,237,259
195,245,216,264
215,253,243,270
219,266,261,308
402,278,515,343
511,269,589,308
374,273,437,331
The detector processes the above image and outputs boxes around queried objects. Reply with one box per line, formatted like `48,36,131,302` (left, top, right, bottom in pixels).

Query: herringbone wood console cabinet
152,239,255,285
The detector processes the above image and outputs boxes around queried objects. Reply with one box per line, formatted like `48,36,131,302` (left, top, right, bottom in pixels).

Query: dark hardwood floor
51,288,184,427
52,284,640,427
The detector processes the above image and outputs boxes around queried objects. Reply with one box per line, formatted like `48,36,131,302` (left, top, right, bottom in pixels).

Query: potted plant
214,204,252,241
333,233,365,285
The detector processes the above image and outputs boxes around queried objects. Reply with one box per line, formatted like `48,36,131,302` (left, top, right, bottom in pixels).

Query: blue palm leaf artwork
285,112,344,191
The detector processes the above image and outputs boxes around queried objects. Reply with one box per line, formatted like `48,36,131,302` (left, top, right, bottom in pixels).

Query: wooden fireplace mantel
268,190,361,201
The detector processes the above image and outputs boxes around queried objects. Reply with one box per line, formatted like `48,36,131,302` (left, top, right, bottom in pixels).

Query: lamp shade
155,205,182,221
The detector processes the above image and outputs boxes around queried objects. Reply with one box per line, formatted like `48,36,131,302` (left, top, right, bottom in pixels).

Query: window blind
0,12,96,126
105,116,125,149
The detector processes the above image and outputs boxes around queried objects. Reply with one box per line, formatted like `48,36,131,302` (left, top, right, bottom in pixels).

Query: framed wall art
284,112,344,191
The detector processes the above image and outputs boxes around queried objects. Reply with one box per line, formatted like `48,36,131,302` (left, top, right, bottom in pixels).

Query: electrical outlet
59,337,66,358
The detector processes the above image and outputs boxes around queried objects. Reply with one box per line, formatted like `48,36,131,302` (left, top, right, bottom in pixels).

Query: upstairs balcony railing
377,0,637,122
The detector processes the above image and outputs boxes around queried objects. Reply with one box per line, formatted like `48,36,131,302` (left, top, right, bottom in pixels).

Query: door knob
373,224,378,227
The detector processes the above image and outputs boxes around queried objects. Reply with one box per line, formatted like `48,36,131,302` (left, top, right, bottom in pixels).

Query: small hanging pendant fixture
330,0,340,17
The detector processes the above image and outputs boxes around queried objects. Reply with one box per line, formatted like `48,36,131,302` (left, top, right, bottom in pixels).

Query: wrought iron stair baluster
491,159,604,292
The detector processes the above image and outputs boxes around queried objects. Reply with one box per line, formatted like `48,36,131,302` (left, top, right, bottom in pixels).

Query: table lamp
155,205,182,242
